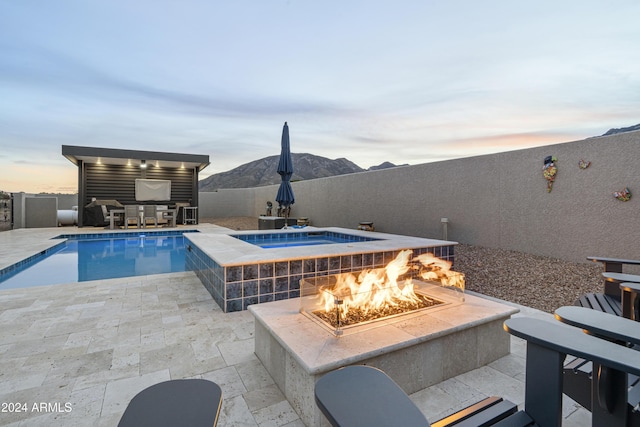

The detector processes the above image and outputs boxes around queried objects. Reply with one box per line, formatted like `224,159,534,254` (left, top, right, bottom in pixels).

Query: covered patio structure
62,145,209,227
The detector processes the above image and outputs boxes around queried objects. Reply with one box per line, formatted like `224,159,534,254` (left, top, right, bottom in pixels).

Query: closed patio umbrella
275,122,295,228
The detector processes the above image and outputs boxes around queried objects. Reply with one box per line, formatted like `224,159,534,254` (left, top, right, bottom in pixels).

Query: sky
1,1,639,194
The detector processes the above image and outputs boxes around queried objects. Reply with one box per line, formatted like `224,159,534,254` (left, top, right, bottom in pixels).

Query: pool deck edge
185,226,457,266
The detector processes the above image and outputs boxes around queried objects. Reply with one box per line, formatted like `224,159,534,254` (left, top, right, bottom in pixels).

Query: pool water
259,238,348,248
232,231,381,249
0,234,188,290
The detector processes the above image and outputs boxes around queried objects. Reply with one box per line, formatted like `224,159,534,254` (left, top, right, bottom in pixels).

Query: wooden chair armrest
554,306,640,346
603,272,640,283
588,256,640,273
505,317,640,377
588,256,640,265
431,396,518,427
620,282,640,294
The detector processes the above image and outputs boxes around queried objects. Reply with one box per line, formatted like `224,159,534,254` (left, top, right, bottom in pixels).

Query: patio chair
316,314,640,427
573,256,640,320
558,306,640,424
315,366,519,427
573,276,640,320
563,256,640,417
101,205,122,229
118,379,222,427
587,256,640,302
123,205,140,229
142,205,158,228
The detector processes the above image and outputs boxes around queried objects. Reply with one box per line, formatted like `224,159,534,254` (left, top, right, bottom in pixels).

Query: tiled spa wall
186,243,456,313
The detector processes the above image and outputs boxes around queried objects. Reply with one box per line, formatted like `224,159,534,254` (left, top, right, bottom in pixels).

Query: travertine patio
0,227,591,426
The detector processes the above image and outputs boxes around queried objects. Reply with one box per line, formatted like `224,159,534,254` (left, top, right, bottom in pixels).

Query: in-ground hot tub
231,230,382,248
184,227,457,312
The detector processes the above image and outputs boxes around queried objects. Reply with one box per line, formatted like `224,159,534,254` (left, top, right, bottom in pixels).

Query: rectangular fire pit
250,285,518,426
300,275,462,336
299,249,465,337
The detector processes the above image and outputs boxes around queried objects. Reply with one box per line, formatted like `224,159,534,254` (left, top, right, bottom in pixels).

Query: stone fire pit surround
249,288,518,427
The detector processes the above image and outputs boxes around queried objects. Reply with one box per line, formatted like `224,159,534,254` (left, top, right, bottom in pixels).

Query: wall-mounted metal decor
543,156,558,192
578,159,591,169
614,187,631,202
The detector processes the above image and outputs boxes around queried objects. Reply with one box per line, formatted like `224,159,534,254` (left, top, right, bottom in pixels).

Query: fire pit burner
300,249,465,336
312,291,445,329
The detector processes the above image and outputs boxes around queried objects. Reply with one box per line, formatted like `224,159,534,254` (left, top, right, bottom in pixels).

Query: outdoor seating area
103,204,178,229
315,308,640,427
60,145,207,230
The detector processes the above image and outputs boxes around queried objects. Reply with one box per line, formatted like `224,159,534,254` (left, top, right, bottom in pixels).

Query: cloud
0,44,353,121
446,131,578,149
2,1,640,192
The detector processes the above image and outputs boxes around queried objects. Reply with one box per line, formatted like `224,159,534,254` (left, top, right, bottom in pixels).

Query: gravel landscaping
454,243,602,313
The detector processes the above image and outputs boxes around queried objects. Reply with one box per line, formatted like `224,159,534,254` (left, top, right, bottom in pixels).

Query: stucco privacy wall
199,187,259,218
198,130,640,263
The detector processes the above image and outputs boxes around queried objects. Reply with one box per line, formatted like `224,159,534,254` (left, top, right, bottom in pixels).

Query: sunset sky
1,1,639,193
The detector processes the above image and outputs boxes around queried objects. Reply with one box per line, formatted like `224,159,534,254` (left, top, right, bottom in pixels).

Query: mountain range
602,123,640,136
198,153,403,191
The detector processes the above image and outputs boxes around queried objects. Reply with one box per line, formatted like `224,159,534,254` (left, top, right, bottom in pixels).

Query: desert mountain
602,123,640,136
198,153,400,191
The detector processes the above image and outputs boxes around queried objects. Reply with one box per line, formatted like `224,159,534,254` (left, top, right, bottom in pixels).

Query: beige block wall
198,187,261,218
24,197,58,228
198,130,640,263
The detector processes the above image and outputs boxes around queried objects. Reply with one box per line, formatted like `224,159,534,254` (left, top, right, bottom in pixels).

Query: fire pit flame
313,249,464,330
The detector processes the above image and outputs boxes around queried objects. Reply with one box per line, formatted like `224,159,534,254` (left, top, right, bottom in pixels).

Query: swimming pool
231,230,381,248
0,231,196,290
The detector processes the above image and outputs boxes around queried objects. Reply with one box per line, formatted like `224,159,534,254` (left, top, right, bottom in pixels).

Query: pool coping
184,226,457,267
